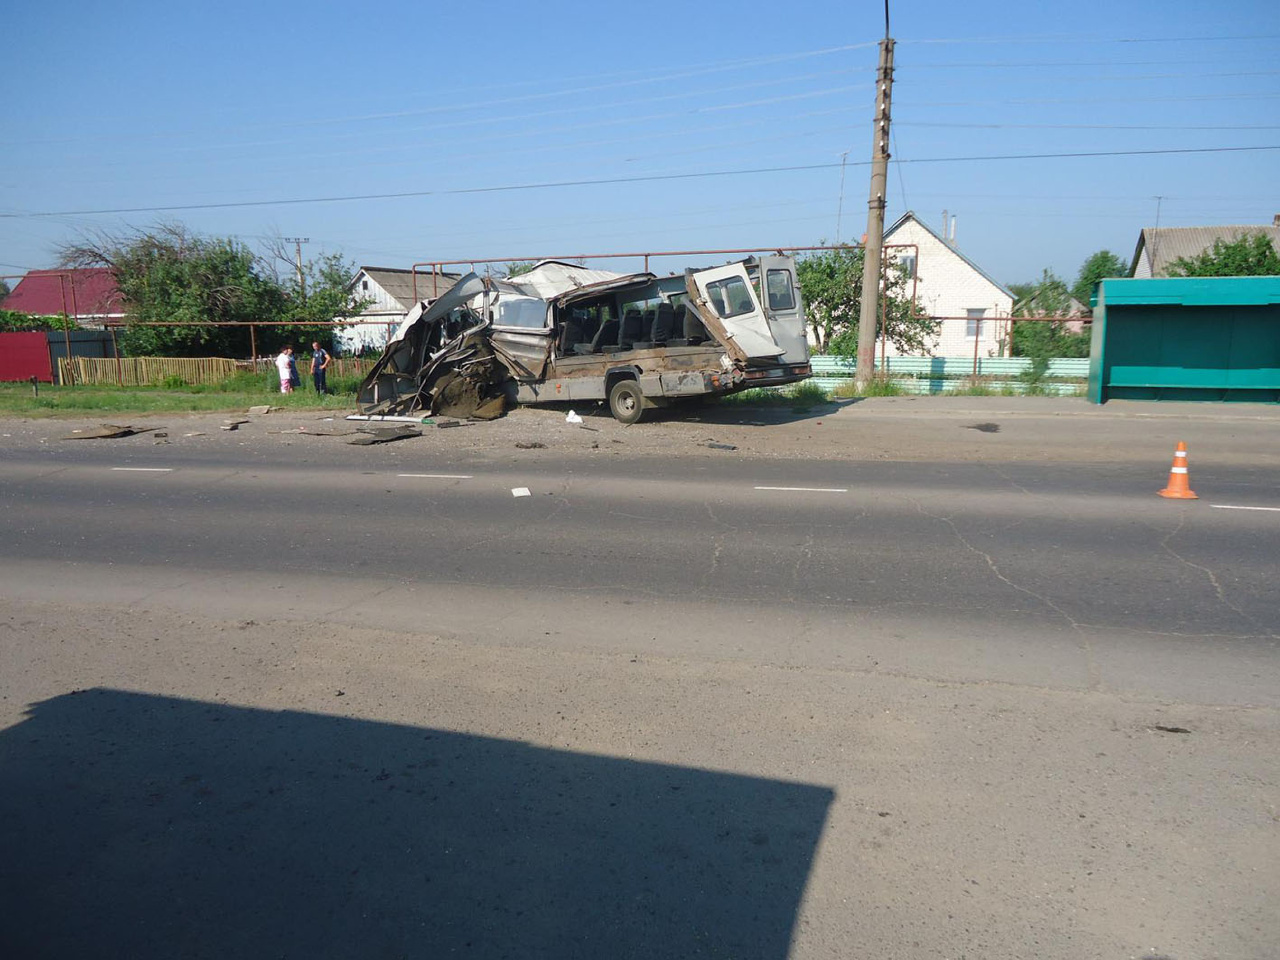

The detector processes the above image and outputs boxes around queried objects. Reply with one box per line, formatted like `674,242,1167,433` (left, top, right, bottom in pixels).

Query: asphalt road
1,401,1278,959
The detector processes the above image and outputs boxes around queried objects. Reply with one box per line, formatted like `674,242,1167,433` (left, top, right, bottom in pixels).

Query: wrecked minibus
355,255,811,423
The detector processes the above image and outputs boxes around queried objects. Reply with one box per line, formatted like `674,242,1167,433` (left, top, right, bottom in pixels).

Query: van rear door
686,264,783,363
754,256,809,365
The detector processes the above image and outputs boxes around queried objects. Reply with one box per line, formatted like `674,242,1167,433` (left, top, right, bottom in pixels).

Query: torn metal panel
61,424,160,440
347,425,422,445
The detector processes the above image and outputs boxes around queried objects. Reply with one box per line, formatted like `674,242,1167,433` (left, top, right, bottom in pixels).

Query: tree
1072,250,1128,304
1009,268,1071,318
0,279,10,299
262,237,369,351
1167,233,1280,277
60,224,368,358
1009,269,1089,360
796,244,934,356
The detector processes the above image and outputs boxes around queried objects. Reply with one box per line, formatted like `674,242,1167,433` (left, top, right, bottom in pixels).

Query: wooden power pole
285,237,309,303
854,25,895,389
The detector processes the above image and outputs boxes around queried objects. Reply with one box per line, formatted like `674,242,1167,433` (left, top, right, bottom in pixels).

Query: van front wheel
608,379,645,424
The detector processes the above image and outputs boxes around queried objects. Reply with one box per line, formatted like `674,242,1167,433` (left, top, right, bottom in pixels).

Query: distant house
881,212,1015,358
1129,216,1280,277
336,266,461,355
1,268,125,326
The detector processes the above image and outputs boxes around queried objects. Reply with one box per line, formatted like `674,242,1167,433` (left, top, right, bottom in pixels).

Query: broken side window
492,295,548,330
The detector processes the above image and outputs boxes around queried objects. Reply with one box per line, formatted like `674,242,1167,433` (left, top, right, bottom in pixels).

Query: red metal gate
0,332,54,382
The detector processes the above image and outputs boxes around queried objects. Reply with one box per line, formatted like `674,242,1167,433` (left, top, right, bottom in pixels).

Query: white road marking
1210,504,1280,513
397,473,473,479
111,467,173,472
754,485,848,493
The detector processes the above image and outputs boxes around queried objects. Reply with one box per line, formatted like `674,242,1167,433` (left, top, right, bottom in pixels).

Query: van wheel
608,379,645,424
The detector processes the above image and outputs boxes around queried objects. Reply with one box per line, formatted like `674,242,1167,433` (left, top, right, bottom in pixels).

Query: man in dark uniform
310,341,331,394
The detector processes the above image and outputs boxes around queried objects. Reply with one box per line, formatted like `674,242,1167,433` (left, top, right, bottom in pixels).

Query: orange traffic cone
1158,441,1198,500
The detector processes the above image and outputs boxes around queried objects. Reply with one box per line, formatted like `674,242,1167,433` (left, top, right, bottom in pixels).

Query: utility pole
284,237,309,303
854,6,895,389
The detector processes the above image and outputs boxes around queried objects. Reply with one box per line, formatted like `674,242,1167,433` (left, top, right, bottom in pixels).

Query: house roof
1130,223,1280,277
353,266,462,310
884,211,1014,299
1,268,124,318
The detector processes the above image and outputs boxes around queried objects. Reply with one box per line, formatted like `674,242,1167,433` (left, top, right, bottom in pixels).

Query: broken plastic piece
565,410,582,424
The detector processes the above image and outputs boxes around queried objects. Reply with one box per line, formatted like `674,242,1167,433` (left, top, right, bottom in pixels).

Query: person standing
310,341,331,394
275,345,295,394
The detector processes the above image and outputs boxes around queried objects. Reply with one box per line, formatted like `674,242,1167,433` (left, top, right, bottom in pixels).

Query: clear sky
3,0,1278,289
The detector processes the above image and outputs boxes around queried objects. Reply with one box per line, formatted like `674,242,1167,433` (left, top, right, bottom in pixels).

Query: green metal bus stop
1088,276,1280,403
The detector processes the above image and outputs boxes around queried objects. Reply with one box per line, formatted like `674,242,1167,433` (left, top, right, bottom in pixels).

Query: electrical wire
5,145,1276,219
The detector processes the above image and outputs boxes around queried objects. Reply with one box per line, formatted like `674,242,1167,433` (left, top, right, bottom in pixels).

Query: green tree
1009,268,1071,318
61,224,369,358
1167,233,1280,277
1009,269,1089,361
266,246,370,352
0,279,10,299
1072,249,1128,304
796,244,934,356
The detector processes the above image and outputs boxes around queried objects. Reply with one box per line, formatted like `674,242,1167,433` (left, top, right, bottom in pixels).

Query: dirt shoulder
2,394,1277,466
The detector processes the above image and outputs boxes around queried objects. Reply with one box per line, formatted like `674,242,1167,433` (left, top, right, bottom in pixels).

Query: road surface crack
1158,513,1271,636
910,496,1101,689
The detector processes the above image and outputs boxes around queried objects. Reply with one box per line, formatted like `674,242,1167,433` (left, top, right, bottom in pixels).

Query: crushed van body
356,255,811,423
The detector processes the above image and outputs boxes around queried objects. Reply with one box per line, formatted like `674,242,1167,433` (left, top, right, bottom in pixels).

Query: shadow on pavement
0,689,833,959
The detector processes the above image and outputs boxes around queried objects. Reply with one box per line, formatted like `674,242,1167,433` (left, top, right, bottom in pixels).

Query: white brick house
880,212,1015,359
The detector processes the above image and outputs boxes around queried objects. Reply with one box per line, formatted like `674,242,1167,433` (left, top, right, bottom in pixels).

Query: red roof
1,268,124,319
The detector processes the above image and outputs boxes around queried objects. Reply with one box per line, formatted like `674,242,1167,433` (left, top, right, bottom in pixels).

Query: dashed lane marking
397,473,474,479
1210,504,1280,513
754,485,848,493
111,467,173,472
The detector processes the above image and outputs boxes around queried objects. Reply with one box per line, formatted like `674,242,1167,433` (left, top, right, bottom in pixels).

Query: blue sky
3,0,1278,288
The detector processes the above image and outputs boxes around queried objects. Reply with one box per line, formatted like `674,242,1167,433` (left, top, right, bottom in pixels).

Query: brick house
880,212,1015,358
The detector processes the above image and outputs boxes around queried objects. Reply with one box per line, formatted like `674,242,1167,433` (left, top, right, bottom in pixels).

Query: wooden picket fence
59,356,239,386
57,355,375,387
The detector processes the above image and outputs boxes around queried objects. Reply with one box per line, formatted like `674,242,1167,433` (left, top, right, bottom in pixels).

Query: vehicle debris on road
347,425,422,446
61,424,161,440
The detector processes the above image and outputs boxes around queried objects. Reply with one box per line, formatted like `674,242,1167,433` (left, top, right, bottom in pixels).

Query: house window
899,254,916,279
361,280,369,292
966,308,986,338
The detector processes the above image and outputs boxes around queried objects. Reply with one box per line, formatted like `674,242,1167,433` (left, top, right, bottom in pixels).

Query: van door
487,292,554,381
754,256,809,365
686,264,783,362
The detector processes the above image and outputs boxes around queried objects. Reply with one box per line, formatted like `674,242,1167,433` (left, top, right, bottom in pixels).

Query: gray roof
353,267,462,309
1130,224,1280,277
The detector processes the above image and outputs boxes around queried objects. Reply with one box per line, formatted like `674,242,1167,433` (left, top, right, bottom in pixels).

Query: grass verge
720,380,833,411
0,378,358,418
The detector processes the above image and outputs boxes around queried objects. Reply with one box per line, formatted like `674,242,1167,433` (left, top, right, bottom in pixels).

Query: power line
3,145,1276,220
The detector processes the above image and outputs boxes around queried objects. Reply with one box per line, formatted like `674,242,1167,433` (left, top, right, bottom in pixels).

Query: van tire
608,379,645,424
